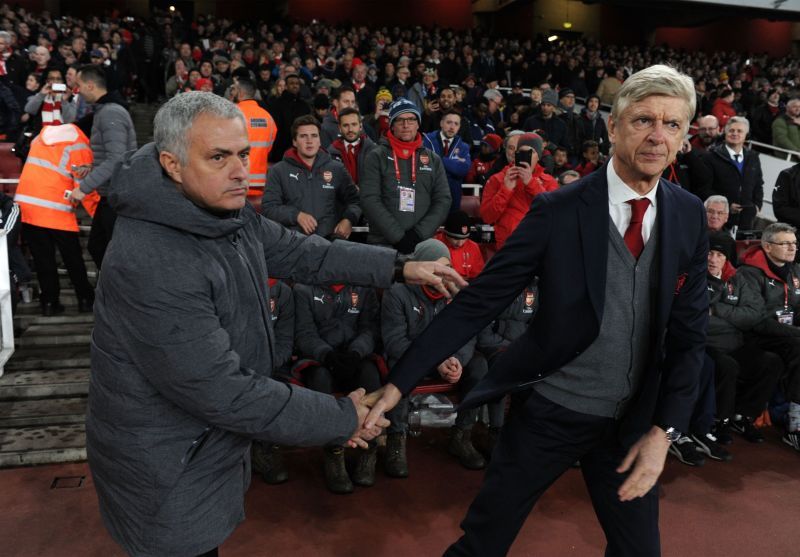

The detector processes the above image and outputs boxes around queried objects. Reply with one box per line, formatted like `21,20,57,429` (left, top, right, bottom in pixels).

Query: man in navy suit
366,65,709,557
423,109,472,213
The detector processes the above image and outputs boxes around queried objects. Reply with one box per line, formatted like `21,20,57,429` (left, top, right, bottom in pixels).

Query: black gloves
394,229,421,255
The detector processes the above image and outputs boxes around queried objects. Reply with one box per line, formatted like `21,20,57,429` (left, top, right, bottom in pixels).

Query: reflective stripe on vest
59,143,92,170
250,140,274,148
26,156,74,180
15,193,74,213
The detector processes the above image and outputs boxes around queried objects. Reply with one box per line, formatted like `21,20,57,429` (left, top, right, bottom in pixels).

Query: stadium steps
130,102,159,147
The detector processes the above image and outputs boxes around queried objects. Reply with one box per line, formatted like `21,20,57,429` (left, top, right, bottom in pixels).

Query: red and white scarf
41,94,63,126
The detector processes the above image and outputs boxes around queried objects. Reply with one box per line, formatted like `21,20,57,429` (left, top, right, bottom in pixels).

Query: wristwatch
658,424,682,443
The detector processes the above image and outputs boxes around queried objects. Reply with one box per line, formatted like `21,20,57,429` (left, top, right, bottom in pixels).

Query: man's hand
403,260,468,299
363,384,402,430
437,356,462,383
730,203,743,214
503,166,519,191
616,425,671,502
346,388,390,449
297,211,318,235
333,218,353,239
516,161,533,184
72,164,91,179
70,186,86,201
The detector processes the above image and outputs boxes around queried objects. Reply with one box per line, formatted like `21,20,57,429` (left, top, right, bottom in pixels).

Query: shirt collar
345,137,361,148
725,144,743,157
606,156,659,208
440,132,452,144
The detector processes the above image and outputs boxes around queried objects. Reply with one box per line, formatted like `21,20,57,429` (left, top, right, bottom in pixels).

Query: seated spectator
705,116,763,231
327,107,377,187
738,223,800,452
381,239,489,474
292,281,382,493
467,102,497,154
551,146,572,178
704,195,737,265
165,59,189,98
750,89,782,144
408,65,439,114
434,211,485,280
321,85,357,148
360,98,451,253
262,115,360,240
558,169,581,187
422,86,469,144
28,45,52,78
523,89,567,151
773,161,800,229
705,234,781,446
574,140,603,177
423,109,471,213
772,97,800,155
711,88,737,129
250,277,295,485
483,88,507,132
24,68,76,130
312,93,330,122
465,133,501,186
363,87,392,140
690,114,721,153
480,133,557,249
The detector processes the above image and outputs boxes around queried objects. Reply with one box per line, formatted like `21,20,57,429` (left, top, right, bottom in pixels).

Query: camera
52,83,67,92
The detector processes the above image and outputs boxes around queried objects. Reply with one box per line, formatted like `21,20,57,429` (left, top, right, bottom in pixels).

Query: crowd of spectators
3,4,800,494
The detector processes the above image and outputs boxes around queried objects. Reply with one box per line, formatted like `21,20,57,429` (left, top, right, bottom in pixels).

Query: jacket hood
740,244,784,282
108,143,247,239
41,123,82,145
282,147,332,170
721,260,736,282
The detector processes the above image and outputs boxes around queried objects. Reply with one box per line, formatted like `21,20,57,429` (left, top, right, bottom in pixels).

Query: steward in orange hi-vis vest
15,123,99,232
237,98,277,205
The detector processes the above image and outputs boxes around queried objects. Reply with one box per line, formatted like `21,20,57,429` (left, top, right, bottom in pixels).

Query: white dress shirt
607,157,659,244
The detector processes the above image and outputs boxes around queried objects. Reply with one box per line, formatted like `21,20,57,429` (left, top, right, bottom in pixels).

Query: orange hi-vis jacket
238,99,277,202
15,124,98,232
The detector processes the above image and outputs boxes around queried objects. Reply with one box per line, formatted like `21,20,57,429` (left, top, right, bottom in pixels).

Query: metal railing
0,229,14,377
747,139,800,162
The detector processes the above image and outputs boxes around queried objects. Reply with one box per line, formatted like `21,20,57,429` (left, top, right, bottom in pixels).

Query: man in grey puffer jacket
69,64,137,270
87,92,464,557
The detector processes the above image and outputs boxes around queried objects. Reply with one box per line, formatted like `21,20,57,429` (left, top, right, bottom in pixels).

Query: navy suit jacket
388,166,709,446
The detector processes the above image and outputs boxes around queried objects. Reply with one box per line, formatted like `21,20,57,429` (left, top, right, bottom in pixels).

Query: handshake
344,383,404,449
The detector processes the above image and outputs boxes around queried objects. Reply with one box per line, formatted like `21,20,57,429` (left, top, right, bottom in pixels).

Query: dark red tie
624,198,650,259
443,139,450,156
347,144,355,156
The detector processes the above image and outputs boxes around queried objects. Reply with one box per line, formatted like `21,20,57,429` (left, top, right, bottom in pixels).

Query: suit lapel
577,172,609,321
656,180,679,331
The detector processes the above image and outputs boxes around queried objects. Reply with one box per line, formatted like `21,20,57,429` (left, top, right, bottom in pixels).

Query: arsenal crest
322,170,333,183
419,154,430,165
525,290,535,307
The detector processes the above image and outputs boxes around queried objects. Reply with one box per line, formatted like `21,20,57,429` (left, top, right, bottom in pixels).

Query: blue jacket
387,167,709,446
423,131,471,213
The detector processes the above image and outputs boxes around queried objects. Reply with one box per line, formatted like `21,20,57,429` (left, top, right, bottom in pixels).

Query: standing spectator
690,114,721,153
407,66,439,113
292,281,382,493
24,68,76,130
262,115,360,240
231,78,277,205
749,89,781,144
266,73,310,162
15,123,95,315
28,45,52,78
320,85,356,149
479,133,557,249
350,63,375,117
577,94,609,156
772,97,800,154
711,89,737,129
327,107,377,187
0,30,30,86
558,88,580,156
523,89,567,151
423,109,471,213
68,64,137,270
595,66,624,106
738,223,800,452
704,116,763,231
0,80,20,140
360,98,451,253
434,211,485,280
773,161,800,228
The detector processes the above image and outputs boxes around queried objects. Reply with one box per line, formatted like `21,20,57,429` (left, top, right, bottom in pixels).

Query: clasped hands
344,383,406,449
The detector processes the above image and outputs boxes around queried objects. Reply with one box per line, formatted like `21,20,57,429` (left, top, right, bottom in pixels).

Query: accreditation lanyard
392,149,416,188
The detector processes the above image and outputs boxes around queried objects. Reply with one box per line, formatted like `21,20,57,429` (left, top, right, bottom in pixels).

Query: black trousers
445,390,660,557
304,358,382,395
688,353,717,435
87,197,117,270
23,223,94,305
749,334,800,403
706,344,782,420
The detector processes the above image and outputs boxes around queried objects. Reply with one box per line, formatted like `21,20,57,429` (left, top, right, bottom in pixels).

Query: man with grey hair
0,30,27,86
705,194,736,264
738,222,800,452
85,92,465,557
772,97,800,153
367,64,709,555
705,115,763,231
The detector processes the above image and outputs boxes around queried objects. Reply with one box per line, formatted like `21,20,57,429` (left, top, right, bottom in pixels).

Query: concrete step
0,368,90,399
0,423,86,467
15,323,93,348
14,312,94,331
15,301,79,316
5,346,90,372
0,397,87,428
27,274,97,290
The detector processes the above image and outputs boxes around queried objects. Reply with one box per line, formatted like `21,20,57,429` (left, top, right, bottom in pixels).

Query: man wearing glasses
360,97,451,253
739,222,800,452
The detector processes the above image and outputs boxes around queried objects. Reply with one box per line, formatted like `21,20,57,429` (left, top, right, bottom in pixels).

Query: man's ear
607,114,616,145
159,150,183,184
